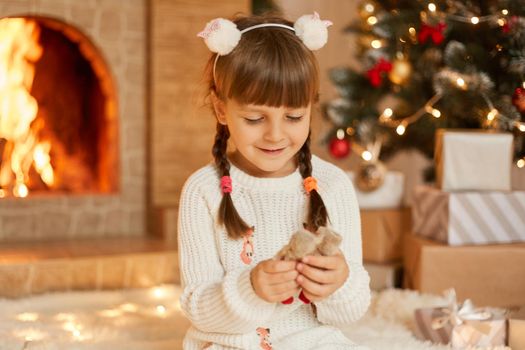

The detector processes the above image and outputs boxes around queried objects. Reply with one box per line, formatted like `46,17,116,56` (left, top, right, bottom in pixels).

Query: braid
298,132,329,231
212,123,231,176
212,123,251,239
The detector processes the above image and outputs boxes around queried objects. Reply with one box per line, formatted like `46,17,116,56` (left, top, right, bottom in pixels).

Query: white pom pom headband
197,12,333,84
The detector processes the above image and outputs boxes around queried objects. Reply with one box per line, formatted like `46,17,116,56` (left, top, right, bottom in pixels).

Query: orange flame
0,18,53,197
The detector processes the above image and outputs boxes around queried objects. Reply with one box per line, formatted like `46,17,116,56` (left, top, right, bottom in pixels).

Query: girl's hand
250,259,301,303
296,250,349,302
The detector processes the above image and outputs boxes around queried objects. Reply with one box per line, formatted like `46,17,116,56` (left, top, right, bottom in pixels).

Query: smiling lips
258,147,285,155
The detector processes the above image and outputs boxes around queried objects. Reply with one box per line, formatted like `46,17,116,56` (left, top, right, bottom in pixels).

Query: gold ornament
356,161,387,192
388,57,412,85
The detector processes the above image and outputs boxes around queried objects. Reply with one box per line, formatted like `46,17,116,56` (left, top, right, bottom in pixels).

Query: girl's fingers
296,263,337,284
269,280,299,295
272,287,301,302
296,274,332,297
301,254,342,270
263,259,297,273
267,269,299,285
301,289,322,303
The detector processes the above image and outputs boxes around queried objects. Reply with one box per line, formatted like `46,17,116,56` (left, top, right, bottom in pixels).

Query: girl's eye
287,115,303,122
244,117,263,124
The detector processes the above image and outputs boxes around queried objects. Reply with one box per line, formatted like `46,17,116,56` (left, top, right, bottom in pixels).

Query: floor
0,285,511,350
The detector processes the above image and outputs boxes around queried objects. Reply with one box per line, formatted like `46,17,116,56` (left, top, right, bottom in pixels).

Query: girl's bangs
223,50,318,108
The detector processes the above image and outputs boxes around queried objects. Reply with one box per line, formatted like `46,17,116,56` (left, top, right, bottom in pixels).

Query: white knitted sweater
178,155,371,350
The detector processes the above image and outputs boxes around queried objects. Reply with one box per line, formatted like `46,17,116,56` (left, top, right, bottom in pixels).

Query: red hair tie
220,176,232,194
303,176,318,193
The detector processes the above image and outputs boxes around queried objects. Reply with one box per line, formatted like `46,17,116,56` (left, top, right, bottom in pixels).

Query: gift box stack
405,129,525,349
347,171,409,291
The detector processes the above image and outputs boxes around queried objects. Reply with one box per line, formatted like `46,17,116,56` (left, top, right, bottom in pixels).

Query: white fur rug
0,286,509,350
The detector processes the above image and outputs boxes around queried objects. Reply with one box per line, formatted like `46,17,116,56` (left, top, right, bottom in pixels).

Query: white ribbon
431,289,493,335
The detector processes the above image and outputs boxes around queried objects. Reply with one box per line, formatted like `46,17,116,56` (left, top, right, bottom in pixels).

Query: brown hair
206,14,328,239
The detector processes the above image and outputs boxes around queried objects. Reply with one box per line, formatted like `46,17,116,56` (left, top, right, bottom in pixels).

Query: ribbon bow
197,19,221,39
431,289,494,335
311,11,333,27
418,22,447,45
366,58,392,87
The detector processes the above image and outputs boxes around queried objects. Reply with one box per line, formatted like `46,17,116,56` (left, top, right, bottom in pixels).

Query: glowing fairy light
98,309,122,318
487,108,498,121
16,313,39,322
371,39,382,49
367,16,378,25
361,151,373,161
396,123,406,135
409,27,416,36
336,129,345,139
425,105,441,118
428,3,436,12
502,9,509,15
497,18,505,26
119,303,139,312
522,81,525,89
365,3,375,13
156,305,167,316
518,159,525,168
456,77,466,88
151,286,169,299
471,17,479,24
382,108,393,119
518,124,525,132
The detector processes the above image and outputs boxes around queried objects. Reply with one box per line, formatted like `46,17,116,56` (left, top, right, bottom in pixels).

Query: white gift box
435,129,513,191
346,171,404,209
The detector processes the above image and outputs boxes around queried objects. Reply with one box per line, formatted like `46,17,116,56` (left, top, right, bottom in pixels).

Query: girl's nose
264,121,285,142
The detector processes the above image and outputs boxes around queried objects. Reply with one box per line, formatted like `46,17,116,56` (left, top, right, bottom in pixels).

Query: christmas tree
323,0,525,181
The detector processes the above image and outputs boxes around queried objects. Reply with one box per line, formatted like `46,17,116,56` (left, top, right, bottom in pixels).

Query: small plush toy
275,226,342,304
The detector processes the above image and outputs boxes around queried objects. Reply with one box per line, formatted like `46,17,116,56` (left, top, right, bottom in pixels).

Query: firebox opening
0,16,119,198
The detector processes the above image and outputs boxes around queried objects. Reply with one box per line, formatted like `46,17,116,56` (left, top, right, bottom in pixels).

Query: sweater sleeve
177,176,276,334
314,169,371,326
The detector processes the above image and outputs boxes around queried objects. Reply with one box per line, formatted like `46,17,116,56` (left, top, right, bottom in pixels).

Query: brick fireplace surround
0,0,249,298
0,0,155,298
0,0,147,242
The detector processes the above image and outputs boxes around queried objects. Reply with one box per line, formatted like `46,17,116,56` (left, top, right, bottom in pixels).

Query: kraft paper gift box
364,261,403,291
361,208,411,263
414,290,506,348
403,234,525,308
412,186,525,246
434,129,513,191
509,307,525,350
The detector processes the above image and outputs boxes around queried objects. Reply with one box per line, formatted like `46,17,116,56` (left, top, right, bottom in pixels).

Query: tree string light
379,93,442,131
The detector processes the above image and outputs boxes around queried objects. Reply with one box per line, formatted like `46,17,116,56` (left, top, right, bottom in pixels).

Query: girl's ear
210,90,227,125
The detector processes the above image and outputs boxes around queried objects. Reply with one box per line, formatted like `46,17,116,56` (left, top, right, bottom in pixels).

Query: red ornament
419,22,447,45
329,138,351,159
502,16,519,33
513,87,525,114
367,58,393,87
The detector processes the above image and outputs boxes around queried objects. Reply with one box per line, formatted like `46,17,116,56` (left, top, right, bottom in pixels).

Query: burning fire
0,18,53,198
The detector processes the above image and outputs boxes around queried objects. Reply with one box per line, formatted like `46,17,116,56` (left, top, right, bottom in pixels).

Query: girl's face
214,97,311,178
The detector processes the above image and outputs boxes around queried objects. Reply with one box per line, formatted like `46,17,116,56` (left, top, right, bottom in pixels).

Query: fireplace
1,16,118,196
0,1,147,242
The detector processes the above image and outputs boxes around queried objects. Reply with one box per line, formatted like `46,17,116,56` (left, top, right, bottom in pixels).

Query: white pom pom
197,18,241,55
294,12,333,51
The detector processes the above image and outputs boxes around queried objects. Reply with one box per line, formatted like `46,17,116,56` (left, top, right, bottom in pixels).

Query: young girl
178,12,371,350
